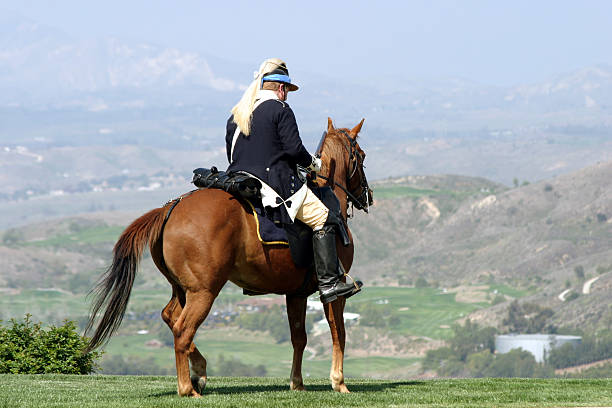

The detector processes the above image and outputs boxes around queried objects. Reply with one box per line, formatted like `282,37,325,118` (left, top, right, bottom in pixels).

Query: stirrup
319,274,363,304
344,273,362,292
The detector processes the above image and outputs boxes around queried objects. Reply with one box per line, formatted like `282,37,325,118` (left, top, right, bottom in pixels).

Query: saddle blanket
245,184,342,246
245,200,289,245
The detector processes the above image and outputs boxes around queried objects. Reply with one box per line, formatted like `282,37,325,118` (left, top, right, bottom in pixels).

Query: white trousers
295,188,329,231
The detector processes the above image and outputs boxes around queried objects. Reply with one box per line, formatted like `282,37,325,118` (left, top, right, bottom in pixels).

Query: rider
225,58,362,304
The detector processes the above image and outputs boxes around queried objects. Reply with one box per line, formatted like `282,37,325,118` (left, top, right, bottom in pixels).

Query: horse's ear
351,118,365,137
327,117,334,132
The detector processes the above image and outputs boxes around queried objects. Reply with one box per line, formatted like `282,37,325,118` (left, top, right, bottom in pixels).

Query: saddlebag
192,167,261,199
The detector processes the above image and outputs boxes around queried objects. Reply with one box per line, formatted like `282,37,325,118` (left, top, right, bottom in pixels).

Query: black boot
313,215,363,304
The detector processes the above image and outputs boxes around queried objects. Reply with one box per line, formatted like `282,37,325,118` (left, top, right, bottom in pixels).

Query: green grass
2,286,525,379
23,226,124,247
372,185,480,201
101,330,420,378
0,289,89,324
346,287,485,339
2,286,488,340
1,375,612,407
0,285,245,324
488,284,533,299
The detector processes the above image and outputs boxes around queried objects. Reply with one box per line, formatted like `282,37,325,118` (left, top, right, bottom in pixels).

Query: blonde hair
231,58,287,136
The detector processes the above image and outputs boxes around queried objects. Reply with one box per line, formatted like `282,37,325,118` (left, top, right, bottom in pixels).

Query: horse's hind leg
325,297,349,393
286,295,308,391
161,290,207,393
170,289,218,397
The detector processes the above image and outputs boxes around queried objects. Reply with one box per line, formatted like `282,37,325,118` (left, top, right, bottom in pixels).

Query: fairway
0,285,522,378
1,375,612,408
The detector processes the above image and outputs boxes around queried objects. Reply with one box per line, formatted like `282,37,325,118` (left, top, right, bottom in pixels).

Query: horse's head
316,117,374,214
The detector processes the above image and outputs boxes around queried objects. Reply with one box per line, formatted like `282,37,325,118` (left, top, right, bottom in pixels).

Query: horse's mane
323,128,356,159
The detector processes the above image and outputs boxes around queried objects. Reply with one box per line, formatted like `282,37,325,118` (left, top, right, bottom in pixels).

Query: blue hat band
262,74,292,84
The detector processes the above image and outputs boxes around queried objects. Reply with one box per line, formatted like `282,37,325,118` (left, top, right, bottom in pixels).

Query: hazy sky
3,0,612,86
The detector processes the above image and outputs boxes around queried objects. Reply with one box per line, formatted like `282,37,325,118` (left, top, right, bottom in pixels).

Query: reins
315,129,370,216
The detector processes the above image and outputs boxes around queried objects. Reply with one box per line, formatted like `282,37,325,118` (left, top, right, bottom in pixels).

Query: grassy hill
1,375,612,408
2,164,612,375
350,162,612,331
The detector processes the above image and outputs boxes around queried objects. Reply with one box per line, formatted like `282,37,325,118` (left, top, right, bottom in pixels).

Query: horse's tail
85,206,167,352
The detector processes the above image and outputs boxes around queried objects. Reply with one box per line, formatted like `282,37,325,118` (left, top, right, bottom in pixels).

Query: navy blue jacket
226,99,312,223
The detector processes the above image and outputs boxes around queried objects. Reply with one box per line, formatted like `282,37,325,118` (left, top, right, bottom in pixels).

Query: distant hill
3,162,612,330
350,161,612,330
355,160,612,278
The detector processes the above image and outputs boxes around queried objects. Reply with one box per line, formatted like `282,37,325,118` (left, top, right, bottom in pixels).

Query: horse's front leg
324,297,349,393
286,295,308,391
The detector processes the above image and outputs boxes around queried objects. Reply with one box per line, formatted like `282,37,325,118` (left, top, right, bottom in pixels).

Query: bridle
315,129,372,216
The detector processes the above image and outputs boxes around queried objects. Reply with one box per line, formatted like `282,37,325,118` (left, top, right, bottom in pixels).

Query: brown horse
85,117,373,397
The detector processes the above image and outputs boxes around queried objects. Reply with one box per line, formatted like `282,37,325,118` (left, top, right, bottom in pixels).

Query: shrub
449,319,496,361
2,229,23,246
345,302,401,329
100,355,171,375
236,306,289,343
547,331,612,369
491,294,506,305
213,354,267,377
466,350,494,377
0,314,100,374
565,291,580,301
574,265,585,280
502,301,556,334
483,349,541,378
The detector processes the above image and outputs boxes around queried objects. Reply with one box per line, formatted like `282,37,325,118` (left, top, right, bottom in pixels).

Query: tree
2,229,23,246
502,301,556,334
449,319,496,361
574,265,585,280
466,350,494,377
492,294,506,305
236,306,289,343
414,277,429,288
100,355,171,375
484,349,537,377
347,302,401,329
213,354,267,377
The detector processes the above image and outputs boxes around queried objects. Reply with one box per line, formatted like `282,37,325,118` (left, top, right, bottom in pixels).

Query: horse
85,117,373,397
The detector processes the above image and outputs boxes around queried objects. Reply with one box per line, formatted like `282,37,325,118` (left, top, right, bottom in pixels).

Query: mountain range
1,10,612,219
2,10,612,121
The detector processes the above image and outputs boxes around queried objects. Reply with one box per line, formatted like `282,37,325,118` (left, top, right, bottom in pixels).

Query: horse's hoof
332,383,350,393
191,375,207,394
290,382,306,391
177,387,201,398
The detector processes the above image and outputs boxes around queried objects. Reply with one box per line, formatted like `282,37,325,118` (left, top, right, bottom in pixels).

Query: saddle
192,167,261,199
